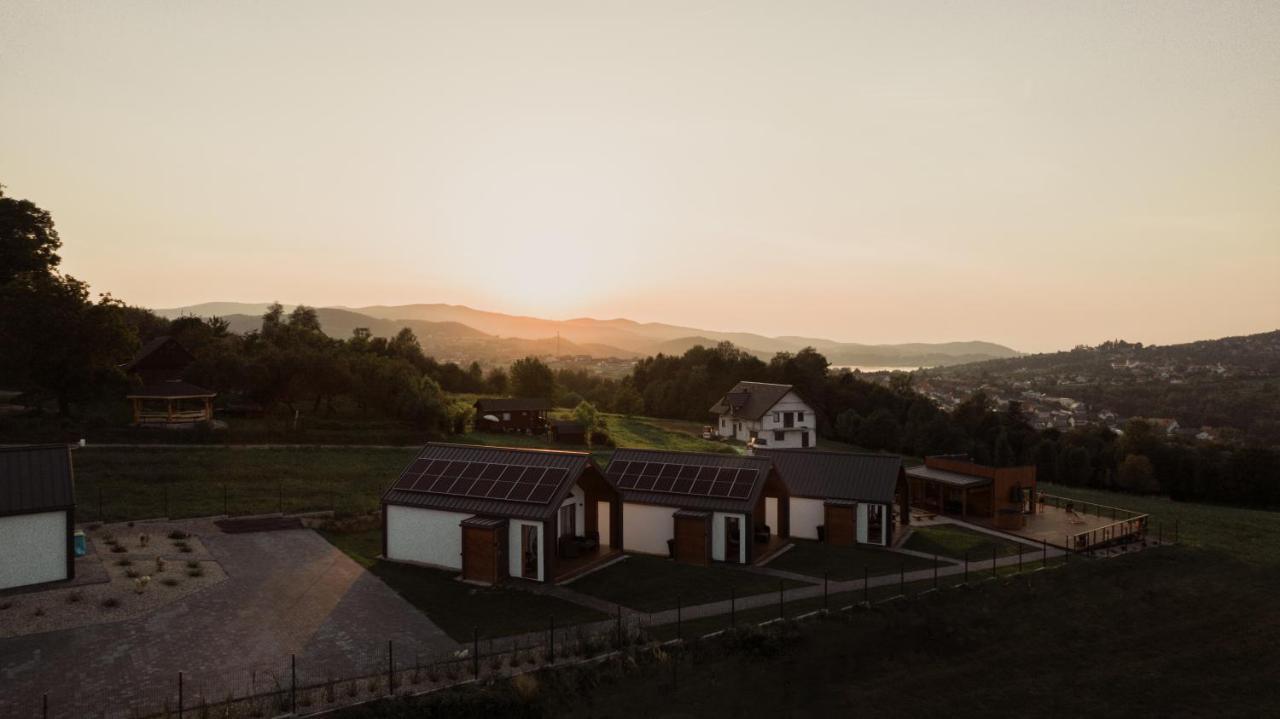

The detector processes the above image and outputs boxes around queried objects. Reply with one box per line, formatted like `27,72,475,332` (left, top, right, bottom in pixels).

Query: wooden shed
473,398,551,434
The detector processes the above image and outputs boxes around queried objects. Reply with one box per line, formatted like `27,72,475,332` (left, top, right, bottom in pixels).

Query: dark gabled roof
755,448,902,504
382,443,601,521
474,398,552,413
126,379,217,399
708,382,797,420
605,449,774,514
0,445,75,516
122,336,196,374
904,464,991,488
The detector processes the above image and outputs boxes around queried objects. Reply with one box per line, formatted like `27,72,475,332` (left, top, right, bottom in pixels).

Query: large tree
510,356,556,398
0,186,135,415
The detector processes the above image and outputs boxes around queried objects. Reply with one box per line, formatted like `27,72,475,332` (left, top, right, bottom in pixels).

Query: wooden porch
554,545,623,584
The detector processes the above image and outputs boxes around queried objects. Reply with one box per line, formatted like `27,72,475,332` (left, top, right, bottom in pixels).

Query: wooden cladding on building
673,512,711,565
461,523,507,584
824,502,856,546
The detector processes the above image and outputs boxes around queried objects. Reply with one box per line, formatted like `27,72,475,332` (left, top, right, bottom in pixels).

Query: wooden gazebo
122,336,217,427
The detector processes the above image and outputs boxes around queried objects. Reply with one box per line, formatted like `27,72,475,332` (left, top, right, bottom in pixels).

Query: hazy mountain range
154,302,1021,367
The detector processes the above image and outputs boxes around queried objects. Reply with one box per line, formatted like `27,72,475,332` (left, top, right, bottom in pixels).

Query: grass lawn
568,554,812,613
765,539,938,580
320,529,606,641
72,446,417,522
601,414,738,456
1041,482,1280,565
901,523,1031,561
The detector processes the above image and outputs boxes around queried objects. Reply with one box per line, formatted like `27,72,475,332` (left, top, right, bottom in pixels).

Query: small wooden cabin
906,455,1036,527
551,421,586,445
473,398,551,434
0,445,76,591
382,444,623,584
122,336,216,427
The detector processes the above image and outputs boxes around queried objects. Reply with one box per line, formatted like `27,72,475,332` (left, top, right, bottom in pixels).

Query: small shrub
426,664,440,683
344,680,358,698
186,560,200,569
322,679,335,703
125,569,141,579
187,567,205,578
110,545,127,554
167,530,189,540
67,591,83,604
33,607,45,617
101,597,120,609
155,557,166,573
161,577,179,587
512,673,539,703
366,675,382,694
116,558,133,567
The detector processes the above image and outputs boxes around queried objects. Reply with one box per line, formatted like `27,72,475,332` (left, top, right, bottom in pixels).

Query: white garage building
381,444,622,584
606,449,791,566
755,448,909,546
0,445,76,592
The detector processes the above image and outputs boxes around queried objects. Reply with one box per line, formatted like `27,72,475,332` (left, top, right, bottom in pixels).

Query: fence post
43,693,48,719
178,671,184,719
823,571,829,609
676,595,682,639
388,639,394,694
472,628,479,677
963,552,968,584
778,580,784,619
730,586,736,626
549,615,555,662
290,654,296,714
1042,539,1047,568
933,554,938,589
863,566,869,604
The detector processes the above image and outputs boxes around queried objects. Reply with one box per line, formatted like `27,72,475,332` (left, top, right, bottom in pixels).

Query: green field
69,414,732,522
765,539,939,580
320,529,606,640
568,554,812,613
900,523,1031,561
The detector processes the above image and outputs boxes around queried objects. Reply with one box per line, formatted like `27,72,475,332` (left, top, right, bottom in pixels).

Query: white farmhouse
709,381,815,449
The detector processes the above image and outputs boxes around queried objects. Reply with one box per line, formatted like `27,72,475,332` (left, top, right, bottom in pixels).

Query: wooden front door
674,514,710,565
462,526,503,584
824,503,855,546
520,524,539,580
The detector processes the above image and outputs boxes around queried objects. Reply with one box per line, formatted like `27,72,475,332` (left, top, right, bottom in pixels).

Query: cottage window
773,412,781,423
502,412,511,421
774,430,785,441
783,412,794,428
559,504,576,538
796,411,805,423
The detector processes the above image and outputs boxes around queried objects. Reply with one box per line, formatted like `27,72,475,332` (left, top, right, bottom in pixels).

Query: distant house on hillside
123,336,216,427
473,398,551,434
0,445,76,591
709,381,815,449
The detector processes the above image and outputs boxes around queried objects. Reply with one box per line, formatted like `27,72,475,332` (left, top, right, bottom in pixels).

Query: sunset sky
2,1,1277,353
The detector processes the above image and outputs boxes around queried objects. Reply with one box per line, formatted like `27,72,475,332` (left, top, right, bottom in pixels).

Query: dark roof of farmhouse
473,398,552,412
0,445,75,516
122,336,196,374
382,443,600,521
708,382,796,420
126,379,217,399
754,448,902,503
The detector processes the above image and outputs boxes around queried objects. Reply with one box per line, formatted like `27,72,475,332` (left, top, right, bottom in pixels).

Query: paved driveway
0,523,457,719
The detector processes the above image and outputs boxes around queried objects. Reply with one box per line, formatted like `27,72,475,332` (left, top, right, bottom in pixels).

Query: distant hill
155,301,1021,366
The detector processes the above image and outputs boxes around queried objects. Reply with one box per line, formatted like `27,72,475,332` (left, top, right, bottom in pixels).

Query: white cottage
0,445,76,591
381,444,622,584
755,448,909,546
709,381,816,449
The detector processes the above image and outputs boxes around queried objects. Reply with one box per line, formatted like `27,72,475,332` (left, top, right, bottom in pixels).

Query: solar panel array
394,458,569,504
606,460,759,500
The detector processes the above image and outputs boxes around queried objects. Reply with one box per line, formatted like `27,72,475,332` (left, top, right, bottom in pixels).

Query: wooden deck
753,534,792,565
555,546,623,583
972,502,1146,550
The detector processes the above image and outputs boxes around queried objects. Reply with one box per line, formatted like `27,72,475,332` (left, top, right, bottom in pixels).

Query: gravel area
0,520,227,638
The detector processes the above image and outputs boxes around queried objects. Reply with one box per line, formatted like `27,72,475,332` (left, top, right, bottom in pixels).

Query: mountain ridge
154,301,1022,367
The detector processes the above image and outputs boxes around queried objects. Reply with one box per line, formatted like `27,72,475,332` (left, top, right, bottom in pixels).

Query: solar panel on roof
498,466,524,483
468,479,495,497
677,465,699,480
425,460,450,475
528,485,554,503
672,478,694,494
659,464,679,478
696,466,718,482
487,481,514,499
690,479,713,495
481,464,505,480
640,462,660,477
635,474,656,491
542,468,567,486
508,483,535,501
617,474,639,489
611,461,631,476
653,475,676,492
519,467,547,485
461,463,484,478
709,481,732,497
